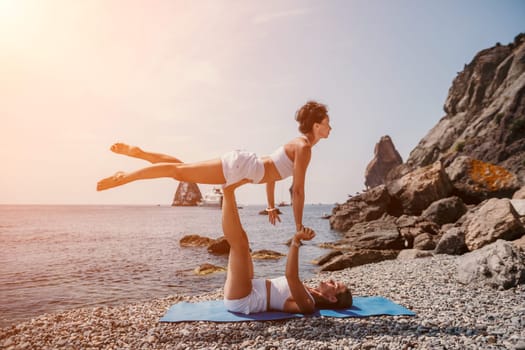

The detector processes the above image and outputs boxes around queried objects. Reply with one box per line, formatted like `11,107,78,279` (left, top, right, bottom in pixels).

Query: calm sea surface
0,204,339,328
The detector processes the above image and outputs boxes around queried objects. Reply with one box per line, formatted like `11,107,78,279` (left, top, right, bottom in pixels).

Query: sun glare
0,0,24,26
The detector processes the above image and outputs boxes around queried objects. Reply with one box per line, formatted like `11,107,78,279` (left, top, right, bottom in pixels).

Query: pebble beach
1,254,524,350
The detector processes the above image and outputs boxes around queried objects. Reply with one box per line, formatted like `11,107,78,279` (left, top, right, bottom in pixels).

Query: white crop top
269,146,294,179
268,276,313,311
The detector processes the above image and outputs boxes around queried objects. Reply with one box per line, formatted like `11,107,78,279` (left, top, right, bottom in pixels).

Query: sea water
0,204,339,327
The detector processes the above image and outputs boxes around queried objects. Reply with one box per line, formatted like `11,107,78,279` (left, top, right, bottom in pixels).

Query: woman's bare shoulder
285,136,311,149
282,137,310,159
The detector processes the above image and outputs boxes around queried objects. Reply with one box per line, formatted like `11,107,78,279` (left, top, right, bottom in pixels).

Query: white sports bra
269,146,294,179
268,276,313,311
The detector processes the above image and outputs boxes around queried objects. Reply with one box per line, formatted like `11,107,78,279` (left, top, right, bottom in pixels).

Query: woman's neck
302,133,318,146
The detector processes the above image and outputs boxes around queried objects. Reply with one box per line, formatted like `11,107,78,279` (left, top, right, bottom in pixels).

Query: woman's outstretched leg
96,158,226,191
110,143,183,164
222,181,253,300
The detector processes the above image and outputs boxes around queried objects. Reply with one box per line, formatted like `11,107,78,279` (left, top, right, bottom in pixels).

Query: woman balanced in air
97,100,332,232
222,180,352,314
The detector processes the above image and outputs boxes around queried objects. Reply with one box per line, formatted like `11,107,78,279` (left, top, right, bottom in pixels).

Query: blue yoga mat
160,296,415,323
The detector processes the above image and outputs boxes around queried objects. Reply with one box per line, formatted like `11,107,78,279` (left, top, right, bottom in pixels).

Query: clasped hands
294,226,315,242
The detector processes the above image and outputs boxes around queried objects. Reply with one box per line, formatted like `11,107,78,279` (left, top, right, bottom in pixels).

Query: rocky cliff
325,35,525,280
405,33,525,183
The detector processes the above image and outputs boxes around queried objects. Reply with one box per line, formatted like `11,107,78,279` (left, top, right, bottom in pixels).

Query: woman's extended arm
291,144,311,231
284,229,316,314
266,181,281,225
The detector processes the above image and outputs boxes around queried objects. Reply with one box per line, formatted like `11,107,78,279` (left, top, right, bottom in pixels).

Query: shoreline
1,255,523,350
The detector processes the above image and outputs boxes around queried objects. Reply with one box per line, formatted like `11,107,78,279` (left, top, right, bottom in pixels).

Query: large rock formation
364,135,403,188
323,35,525,273
404,34,525,184
172,182,202,206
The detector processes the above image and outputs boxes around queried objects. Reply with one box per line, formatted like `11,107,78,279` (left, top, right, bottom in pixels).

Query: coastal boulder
413,232,436,250
329,217,407,250
396,216,440,248
397,249,434,260
420,196,468,226
513,235,525,251
172,182,203,206
330,185,393,232
364,135,403,189
435,227,468,255
351,221,405,250
513,186,525,199
386,161,453,216
511,199,525,217
457,240,525,289
312,250,343,265
319,249,399,272
512,199,525,226
445,156,521,204
461,198,525,251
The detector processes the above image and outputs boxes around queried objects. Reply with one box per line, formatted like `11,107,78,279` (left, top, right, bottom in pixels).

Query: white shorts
221,149,264,188
223,278,267,314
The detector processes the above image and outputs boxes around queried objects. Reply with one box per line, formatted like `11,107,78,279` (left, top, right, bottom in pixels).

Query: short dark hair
295,100,328,134
315,288,353,309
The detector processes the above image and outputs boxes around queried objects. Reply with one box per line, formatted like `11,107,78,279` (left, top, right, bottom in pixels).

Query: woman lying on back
221,181,352,314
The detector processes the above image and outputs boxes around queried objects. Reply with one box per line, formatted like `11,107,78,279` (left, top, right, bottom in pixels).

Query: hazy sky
1,0,524,205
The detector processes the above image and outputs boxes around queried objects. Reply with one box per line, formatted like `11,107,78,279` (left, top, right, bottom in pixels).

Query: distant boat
198,187,223,208
278,201,290,207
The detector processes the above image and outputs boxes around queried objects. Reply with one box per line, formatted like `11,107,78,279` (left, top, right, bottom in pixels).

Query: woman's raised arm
284,229,316,314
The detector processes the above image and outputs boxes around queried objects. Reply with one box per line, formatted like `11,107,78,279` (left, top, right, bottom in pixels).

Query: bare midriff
259,157,283,183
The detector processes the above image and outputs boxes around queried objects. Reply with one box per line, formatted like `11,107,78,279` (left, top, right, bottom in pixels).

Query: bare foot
97,171,126,191
110,143,143,158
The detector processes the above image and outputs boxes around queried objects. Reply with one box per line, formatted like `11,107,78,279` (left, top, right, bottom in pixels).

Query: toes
110,143,124,152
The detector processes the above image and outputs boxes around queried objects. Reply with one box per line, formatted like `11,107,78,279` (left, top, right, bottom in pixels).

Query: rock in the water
258,208,282,215
179,234,214,247
364,135,403,189
251,250,285,260
457,239,525,289
207,236,230,255
172,182,203,206
461,198,525,250
194,263,226,275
